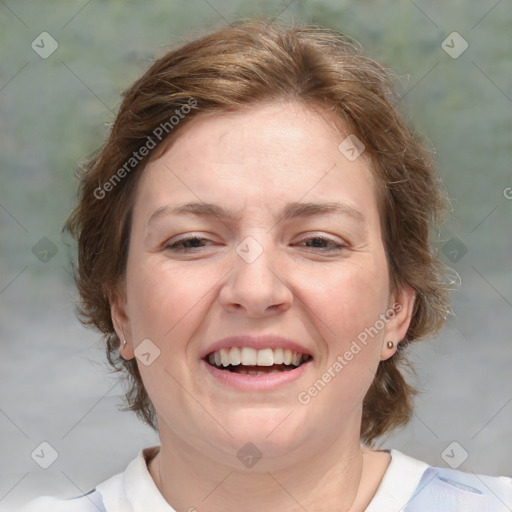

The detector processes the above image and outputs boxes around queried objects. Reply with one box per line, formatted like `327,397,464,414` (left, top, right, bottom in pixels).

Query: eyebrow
146,201,367,227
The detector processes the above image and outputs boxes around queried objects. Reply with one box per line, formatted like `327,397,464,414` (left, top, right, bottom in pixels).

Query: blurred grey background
1,0,511,509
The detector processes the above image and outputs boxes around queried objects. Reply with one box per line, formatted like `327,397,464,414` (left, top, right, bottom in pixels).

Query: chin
211,408,312,462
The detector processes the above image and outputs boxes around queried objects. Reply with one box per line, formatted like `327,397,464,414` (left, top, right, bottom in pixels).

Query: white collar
365,449,430,511
97,446,174,511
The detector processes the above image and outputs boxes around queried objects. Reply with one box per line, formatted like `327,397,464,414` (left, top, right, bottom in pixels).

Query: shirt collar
97,446,176,512
365,449,430,511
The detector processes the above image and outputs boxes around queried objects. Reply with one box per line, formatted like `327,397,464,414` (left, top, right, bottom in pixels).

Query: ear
380,284,416,361
110,285,135,360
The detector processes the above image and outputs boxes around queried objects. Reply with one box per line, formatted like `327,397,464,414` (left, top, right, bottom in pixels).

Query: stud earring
386,341,394,349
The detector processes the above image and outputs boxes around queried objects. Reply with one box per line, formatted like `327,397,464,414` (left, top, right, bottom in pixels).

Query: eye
166,236,212,252
296,235,347,252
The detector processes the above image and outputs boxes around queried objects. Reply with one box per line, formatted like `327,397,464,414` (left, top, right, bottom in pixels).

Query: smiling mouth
205,347,312,375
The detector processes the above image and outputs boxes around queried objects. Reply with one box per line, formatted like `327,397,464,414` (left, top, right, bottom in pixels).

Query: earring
386,341,394,349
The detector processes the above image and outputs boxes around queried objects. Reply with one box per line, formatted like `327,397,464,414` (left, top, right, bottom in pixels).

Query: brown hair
64,19,450,446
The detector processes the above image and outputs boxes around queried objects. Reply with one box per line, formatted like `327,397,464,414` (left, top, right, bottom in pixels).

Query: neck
148,428,379,512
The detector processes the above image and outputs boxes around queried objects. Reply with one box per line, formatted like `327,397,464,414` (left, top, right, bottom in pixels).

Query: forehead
154,101,354,172
132,101,380,228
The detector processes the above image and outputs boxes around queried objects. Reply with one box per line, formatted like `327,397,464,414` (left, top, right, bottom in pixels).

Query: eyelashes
296,236,347,251
166,236,208,251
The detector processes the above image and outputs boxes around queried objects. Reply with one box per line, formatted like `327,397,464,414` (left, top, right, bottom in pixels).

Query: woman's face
113,101,414,468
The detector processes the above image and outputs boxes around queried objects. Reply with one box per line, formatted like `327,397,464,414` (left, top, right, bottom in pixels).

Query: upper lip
201,335,313,360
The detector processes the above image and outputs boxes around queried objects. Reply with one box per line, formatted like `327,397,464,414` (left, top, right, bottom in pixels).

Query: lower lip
202,360,312,391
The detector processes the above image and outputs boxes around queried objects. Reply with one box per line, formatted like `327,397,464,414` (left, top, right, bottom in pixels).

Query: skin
112,100,415,512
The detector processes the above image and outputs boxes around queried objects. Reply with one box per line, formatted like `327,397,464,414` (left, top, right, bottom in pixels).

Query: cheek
126,255,226,355
126,256,195,339
310,255,390,342
124,259,212,397
309,256,389,405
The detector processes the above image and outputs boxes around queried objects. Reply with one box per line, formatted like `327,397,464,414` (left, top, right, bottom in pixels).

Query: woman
21,19,512,512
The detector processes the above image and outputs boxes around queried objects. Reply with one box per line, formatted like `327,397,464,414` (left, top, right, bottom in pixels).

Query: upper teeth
207,347,308,367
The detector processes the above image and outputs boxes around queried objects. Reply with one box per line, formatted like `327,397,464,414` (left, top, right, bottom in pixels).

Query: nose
218,236,293,317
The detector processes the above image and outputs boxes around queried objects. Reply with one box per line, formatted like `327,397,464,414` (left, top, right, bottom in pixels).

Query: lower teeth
222,364,299,374
236,369,282,375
